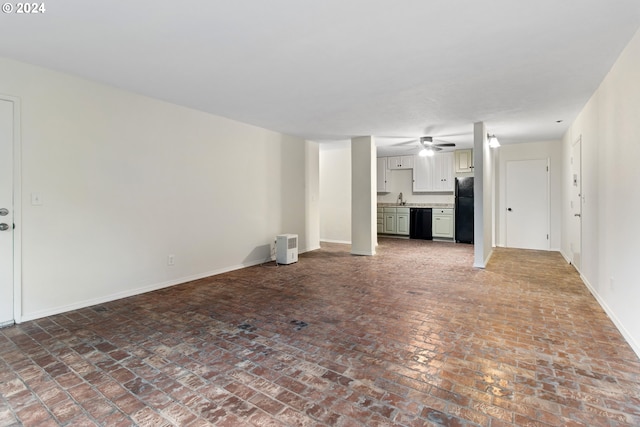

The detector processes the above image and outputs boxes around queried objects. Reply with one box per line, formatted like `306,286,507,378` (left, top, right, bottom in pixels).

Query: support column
473,122,486,267
473,121,494,268
351,136,376,256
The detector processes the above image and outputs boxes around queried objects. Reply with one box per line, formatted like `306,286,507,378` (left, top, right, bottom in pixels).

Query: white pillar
473,122,485,267
473,121,494,268
351,136,376,256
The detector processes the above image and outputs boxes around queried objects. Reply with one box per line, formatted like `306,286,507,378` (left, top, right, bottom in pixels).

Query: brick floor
1,239,639,426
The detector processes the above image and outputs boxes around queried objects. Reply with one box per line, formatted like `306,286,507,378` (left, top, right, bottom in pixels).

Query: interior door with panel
0,99,15,326
505,159,550,250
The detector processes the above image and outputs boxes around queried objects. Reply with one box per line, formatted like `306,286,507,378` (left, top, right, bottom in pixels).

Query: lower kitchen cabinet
432,208,454,239
377,208,384,233
383,208,397,234
381,207,409,236
396,208,410,235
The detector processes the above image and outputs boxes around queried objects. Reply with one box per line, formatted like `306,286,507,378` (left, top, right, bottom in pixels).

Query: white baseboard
474,247,494,269
559,249,572,265
579,273,640,360
19,246,323,324
0,320,15,328
320,239,351,245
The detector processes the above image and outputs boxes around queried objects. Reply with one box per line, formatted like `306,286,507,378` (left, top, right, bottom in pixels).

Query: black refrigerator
455,177,474,243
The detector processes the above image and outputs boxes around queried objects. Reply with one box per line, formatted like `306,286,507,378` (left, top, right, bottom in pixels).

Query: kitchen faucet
397,192,404,205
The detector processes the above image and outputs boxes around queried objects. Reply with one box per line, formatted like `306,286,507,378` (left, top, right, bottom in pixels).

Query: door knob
0,208,8,216
507,208,512,211
574,213,581,217
0,223,9,231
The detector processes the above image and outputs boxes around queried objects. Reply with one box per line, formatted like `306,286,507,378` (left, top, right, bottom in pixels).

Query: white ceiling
1,1,639,156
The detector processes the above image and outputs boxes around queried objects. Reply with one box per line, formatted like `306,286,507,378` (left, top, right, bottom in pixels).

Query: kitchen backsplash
376,169,455,205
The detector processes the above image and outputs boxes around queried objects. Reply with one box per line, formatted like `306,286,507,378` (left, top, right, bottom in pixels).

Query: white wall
319,141,351,243
305,141,321,249
561,29,640,357
496,140,562,249
0,57,319,321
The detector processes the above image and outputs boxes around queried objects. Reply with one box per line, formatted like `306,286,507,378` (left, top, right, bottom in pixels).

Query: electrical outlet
167,254,175,266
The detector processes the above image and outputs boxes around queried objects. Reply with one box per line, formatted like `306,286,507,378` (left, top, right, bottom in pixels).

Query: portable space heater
276,234,298,265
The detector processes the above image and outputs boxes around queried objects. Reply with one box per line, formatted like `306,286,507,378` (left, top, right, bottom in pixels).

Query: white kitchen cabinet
434,152,454,191
432,208,454,239
412,155,434,192
383,208,397,234
380,207,409,235
396,208,410,235
412,152,454,192
377,157,390,192
454,149,473,174
387,155,414,170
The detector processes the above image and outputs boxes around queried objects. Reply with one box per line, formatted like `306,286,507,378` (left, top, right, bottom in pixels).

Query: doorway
0,97,19,326
505,159,550,250
570,137,582,270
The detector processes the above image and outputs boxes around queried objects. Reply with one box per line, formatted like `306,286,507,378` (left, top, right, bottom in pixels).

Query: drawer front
396,207,410,215
383,207,397,214
433,208,453,216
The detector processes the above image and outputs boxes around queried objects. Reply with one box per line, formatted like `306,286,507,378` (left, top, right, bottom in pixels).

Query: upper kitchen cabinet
377,157,390,192
434,152,454,191
412,155,434,192
413,152,454,192
387,155,414,170
454,149,474,174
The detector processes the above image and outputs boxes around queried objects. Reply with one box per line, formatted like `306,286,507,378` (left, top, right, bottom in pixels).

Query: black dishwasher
410,208,432,240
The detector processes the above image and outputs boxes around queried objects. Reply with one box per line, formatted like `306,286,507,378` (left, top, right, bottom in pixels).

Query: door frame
571,135,583,272
504,158,550,250
1,94,22,324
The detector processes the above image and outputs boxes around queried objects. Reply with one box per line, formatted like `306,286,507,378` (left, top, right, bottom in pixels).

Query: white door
0,99,14,325
505,159,549,250
570,137,582,270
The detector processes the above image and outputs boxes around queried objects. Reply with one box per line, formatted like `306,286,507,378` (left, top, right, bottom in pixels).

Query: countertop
378,203,454,209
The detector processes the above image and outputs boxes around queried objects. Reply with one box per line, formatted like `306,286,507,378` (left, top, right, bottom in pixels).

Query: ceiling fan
389,136,455,157
418,136,455,156
378,134,460,157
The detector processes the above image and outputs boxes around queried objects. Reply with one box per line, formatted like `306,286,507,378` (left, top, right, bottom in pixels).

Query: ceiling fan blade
393,139,419,147
433,143,456,147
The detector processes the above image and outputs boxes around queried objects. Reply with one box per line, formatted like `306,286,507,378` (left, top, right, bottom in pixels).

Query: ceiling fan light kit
418,146,435,157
